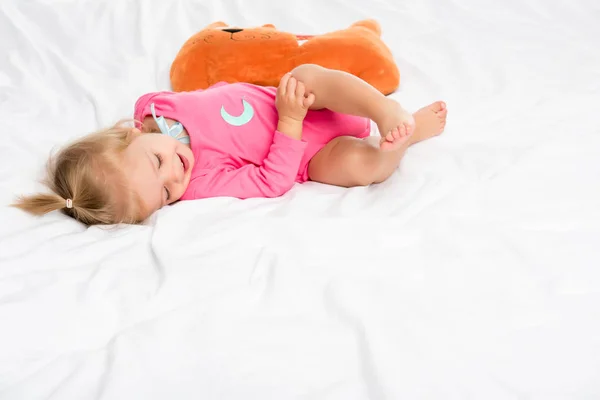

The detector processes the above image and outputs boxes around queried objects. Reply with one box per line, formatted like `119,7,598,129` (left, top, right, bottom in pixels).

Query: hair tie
65,198,73,209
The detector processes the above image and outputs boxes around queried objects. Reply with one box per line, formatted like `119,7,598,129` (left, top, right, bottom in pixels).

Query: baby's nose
171,157,184,183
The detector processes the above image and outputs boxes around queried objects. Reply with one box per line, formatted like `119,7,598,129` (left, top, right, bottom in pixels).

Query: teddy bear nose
222,28,243,34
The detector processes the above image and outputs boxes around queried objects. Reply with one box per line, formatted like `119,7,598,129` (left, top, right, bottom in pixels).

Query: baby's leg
290,64,415,141
308,136,402,186
308,102,447,186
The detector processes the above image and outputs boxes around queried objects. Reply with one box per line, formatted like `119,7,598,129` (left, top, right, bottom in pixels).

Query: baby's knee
290,64,326,89
344,147,382,186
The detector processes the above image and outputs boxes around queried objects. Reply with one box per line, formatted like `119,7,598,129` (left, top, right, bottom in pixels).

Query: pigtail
12,193,67,216
13,121,143,226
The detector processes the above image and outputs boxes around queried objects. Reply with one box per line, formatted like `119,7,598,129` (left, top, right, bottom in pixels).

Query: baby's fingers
295,81,306,98
278,73,291,96
303,93,316,109
286,76,297,97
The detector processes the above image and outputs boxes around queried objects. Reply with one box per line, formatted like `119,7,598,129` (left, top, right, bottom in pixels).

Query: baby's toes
402,123,413,137
391,128,400,140
436,107,448,120
398,124,406,137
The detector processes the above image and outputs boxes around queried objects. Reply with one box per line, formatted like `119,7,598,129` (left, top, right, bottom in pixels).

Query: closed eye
154,153,170,203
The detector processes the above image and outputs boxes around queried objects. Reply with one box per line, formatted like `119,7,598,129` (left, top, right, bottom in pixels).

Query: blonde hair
13,122,146,226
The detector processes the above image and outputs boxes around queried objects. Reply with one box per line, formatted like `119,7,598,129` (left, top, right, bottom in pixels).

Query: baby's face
122,129,194,218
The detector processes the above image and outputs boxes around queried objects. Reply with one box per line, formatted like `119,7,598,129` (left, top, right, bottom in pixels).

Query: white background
1,0,599,399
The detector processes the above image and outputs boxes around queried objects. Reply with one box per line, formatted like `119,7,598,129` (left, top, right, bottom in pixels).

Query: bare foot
409,101,447,145
377,100,417,152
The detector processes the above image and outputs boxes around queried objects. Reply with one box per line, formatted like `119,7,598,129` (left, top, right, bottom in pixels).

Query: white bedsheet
1,0,599,399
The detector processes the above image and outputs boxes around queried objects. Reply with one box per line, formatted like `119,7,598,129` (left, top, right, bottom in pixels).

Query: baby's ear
128,128,142,140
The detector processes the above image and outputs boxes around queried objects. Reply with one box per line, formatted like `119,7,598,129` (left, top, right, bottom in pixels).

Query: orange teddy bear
170,20,400,95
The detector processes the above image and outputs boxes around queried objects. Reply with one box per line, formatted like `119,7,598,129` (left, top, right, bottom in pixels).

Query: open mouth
177,153,189,172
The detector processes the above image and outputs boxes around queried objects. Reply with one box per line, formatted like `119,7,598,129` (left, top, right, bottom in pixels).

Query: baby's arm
291,64,414,139
187,132,306,199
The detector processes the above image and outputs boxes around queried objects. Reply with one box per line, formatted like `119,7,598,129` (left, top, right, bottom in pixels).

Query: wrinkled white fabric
1,0,599,399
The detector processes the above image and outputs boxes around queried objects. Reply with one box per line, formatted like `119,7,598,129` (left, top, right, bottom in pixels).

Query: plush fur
170,20,400,95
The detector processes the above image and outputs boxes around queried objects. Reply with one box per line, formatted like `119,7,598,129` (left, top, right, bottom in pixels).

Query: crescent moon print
220,99,255,126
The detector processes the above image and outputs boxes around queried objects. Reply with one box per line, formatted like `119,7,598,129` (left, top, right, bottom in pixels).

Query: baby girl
14,64,447,225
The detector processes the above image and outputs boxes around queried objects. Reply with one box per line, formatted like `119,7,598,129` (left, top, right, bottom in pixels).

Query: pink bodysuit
134,82,371,200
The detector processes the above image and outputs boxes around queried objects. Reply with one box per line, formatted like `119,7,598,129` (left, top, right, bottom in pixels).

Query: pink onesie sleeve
184,131,308,199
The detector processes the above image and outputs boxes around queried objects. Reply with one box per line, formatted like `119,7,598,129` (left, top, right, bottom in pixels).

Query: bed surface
1,0,599,398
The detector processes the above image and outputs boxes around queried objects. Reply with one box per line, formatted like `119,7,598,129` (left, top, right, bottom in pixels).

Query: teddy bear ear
262,23,276,29
205,21,228,29
350,19,381,36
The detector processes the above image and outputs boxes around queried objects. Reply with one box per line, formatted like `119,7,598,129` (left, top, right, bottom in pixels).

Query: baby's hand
276,73,315,124
275,73,315,140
